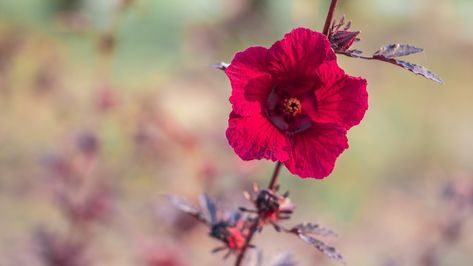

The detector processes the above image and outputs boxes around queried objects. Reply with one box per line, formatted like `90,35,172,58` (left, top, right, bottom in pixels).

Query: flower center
265,86,314,135
282,97,302,117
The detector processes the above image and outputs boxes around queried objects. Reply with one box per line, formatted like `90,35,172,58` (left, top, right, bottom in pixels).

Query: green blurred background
1,0,473,265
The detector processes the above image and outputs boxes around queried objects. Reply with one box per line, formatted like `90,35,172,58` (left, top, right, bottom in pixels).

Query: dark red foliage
57,185,114,225
327,16,360,53
167,194,249,255
34,229,89,266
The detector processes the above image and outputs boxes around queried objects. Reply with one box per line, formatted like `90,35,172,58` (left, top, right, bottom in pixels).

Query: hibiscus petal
267,28,336,80
226,46,273,117
226,112,290,162
284,124,348,179
310,61,368,129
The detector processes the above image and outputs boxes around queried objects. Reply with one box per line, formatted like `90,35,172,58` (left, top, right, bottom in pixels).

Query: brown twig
234,219,259,266
268,161,283,191
234,161,284,266
322,0,339,36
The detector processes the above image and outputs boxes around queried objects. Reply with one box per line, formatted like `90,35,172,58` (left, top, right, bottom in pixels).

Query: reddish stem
234,161,283,266
268,161,283,191
234,220,259,266
322,0,339,36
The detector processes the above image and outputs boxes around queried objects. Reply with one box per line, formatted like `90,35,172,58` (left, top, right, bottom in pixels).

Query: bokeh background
1,0,473,265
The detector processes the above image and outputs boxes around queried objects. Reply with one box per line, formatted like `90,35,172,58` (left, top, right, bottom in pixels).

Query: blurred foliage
0,0,473,265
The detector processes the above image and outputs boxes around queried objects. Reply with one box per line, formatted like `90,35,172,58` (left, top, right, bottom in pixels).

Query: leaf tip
210,62,229,71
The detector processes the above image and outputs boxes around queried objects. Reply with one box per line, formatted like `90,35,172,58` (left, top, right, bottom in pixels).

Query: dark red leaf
291,223,337,237
373,56,444,84
298,234,345,263
374,44,423,58
286,222,344,263
392,59,443,84
338,45,443,84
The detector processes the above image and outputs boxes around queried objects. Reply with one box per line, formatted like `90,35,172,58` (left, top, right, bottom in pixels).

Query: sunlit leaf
392,59,444,84
372,56,444,84
338,45,443,84
374,44,423,58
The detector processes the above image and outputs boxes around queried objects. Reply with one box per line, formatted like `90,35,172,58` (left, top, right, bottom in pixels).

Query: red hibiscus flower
225,28,368,179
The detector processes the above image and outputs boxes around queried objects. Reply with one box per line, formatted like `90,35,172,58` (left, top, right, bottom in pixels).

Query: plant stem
322,0,339,36
268,161,283,191
234,161,283,266
234,219,259,266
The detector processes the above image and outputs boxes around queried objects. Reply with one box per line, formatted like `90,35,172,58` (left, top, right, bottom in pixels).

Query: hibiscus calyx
210,221,247,251
327,16,360,54
241,183,294,231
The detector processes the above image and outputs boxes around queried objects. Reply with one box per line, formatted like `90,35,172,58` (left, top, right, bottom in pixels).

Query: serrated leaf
374,56,444,84
291,223,337,237
374,44,423,58
339,47,443,84
199,193,218,224
298,234,345,264
394,59,444,84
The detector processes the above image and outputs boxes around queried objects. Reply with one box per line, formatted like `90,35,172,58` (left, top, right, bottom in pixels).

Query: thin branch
268,161,283,191
234,162,284,266
234,219,259,266
322,0,339,36
337,51,374,60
